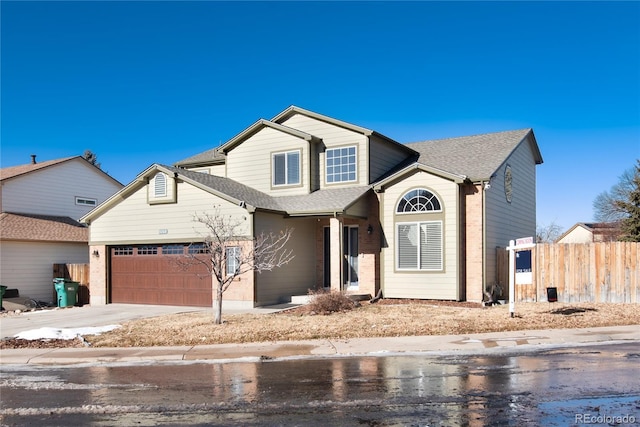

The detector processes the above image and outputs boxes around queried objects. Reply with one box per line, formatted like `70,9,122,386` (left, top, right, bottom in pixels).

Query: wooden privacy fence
53,263,90,305
496,242,639,303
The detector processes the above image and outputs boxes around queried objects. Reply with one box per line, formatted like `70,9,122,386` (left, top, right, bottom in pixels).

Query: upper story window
75,197,97,207
272,150,300,186
326,146,357,183
154,173,167,197
397,189,442,213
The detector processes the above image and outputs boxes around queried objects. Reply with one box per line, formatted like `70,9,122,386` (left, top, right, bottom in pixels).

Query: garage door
110,244,212,306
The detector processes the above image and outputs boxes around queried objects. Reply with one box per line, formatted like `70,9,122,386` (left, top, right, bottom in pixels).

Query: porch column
329,216,343,292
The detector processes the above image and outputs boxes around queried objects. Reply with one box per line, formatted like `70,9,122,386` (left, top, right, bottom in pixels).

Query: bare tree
593,164,636,222
175,207,294,324
536,221,564,243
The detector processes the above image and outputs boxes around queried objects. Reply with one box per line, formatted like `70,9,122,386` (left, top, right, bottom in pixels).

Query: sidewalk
2,325,639,366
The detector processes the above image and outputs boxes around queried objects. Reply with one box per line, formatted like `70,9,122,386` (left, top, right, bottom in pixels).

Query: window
226,247,240,275
154,173,167,197
396,188,443,271
137,245,158,255
397,221,443,270
113,246,133,256
397,189,441,213
75,197,97,207
272,151,300,186
188,243,208,254
162,244,184,255
326,146,356,183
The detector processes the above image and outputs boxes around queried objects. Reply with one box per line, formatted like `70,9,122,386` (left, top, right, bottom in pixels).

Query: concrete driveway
0,302,291,339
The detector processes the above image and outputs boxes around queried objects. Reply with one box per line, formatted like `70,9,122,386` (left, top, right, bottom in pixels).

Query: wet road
1,343,639,426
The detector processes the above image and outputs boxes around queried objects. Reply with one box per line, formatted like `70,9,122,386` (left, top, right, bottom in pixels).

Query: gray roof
167,166,370,215
175,148,225,167
406,129,540,181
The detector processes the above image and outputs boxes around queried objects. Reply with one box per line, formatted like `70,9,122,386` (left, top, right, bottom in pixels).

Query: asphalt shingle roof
166,166,371,214
405,129,534,181
0,212,88,242
0,157,77,181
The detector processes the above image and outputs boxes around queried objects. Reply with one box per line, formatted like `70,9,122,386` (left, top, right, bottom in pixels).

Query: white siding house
0,156,123,303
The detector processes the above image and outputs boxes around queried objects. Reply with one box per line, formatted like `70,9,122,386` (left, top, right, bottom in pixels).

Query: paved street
2,343,639,426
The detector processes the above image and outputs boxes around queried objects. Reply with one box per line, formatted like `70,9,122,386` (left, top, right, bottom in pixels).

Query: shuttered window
397,221,442,270
273,151,300,186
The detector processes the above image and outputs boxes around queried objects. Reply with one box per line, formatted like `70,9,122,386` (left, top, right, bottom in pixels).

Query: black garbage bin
546,287,558,303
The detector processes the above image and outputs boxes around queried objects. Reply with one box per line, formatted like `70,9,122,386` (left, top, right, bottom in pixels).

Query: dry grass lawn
84,300,640,348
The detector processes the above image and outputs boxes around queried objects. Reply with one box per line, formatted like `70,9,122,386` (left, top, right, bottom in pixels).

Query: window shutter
397,224,418,269
420,222,442,270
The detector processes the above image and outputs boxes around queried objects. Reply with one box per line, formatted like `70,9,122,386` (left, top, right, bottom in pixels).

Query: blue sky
1,1,638,231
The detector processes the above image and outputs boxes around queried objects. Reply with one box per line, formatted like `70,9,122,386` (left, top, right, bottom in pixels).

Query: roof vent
31,154,37,164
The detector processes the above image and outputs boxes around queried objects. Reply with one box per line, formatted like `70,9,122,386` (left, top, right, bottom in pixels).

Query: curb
2,325,639,366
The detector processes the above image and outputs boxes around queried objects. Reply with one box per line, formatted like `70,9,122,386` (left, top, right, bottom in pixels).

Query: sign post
506,237,536,318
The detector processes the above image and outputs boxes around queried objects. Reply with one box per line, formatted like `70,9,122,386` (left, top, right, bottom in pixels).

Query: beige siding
88,181,251,244
381,171,460,299
253,213,316,305
484,136,538,285
557,227,592,243
186,164,226,177
2,159,122,220
226,127,309,196
369,134,413,183
0,241,89,302
279,114,369,188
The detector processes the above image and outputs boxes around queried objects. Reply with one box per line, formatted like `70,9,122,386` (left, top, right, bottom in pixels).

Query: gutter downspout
482,180,487,300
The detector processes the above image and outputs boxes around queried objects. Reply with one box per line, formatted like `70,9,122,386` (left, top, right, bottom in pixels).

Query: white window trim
396,220,443,271
75,196,97,206
325,145,357,184
226,246,241,276
154,173,167,197
396,189,443,215
272,150,301,187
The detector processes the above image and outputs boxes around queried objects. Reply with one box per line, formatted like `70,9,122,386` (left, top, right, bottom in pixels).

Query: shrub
307,290,358,314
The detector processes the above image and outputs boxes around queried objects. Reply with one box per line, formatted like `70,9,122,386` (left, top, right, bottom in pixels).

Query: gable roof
1,156,77,181
0,212,88,242
272,106,416,156
0,156,123,186
406,129,543,182
82,164,372,223
176,106,417,168
556,222,622,243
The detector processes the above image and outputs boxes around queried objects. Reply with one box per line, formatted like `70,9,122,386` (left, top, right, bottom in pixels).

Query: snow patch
14,325,121,340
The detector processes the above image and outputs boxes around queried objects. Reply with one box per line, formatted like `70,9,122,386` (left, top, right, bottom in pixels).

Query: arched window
396,188,443,271
154,173,167,197
397,189,441,213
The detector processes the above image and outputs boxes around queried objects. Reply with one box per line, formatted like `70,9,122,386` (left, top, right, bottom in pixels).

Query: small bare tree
176,207,294,324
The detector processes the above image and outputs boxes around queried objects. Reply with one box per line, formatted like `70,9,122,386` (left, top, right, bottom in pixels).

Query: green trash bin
0,285,7,310
53,278,79,308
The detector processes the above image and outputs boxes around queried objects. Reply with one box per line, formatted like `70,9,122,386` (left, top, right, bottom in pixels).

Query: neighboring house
82,106,543,308
0,156,123,302
556,222,622,243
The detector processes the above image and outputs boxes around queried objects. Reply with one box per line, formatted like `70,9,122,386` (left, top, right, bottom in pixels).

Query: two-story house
82,106,543,307
0,156,123,302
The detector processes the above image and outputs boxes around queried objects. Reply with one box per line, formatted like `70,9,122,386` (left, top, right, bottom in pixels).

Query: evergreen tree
615,160,640,242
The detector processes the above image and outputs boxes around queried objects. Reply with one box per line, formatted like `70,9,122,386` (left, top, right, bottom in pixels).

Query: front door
343,226,359,290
